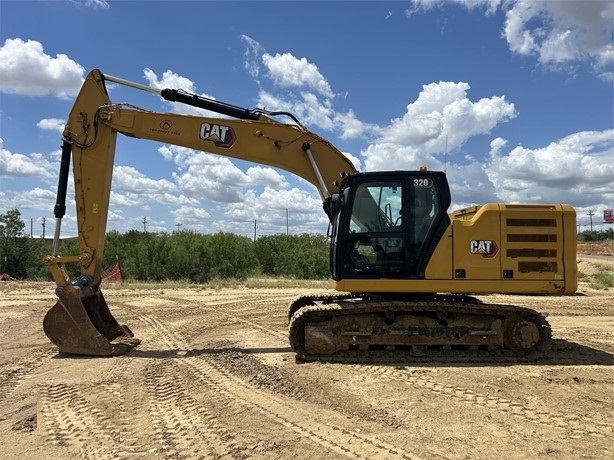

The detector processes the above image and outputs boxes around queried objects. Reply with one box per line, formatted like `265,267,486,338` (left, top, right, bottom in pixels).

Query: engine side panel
451,203,576,291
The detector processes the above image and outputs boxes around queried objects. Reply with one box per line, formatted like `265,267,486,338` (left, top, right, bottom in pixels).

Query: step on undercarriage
288,294,552,363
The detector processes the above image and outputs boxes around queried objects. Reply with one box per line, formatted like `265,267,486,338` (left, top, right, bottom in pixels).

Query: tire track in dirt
135,312,243,458
0,348,55,404
39,372,163,458
162,294,292,342
146,359,238,459
38,383,130,459
367,366,611,438
138,311,426,460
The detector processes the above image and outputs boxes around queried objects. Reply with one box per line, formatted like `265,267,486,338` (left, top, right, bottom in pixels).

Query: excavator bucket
43,286,140,356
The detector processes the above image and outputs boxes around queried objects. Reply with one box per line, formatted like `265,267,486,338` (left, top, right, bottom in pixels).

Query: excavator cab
330,170,451,282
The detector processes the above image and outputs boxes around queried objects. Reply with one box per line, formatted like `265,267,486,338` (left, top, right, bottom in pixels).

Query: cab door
332,172,450,281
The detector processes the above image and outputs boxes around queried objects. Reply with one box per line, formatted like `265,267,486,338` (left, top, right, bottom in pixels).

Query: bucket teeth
43,286,140,356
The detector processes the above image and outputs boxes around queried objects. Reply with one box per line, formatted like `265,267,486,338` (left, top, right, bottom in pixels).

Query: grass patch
102,276,329,291
588,266,614,290
0,276,330,293
244,277,328,289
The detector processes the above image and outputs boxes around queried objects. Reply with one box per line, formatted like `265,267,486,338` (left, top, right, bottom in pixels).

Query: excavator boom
44,69,356,355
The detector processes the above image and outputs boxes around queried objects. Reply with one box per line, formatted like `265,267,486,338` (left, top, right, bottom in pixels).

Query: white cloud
299,92,335,130
173,153,251,203
0,39,84,98
224,186,328,234
244,39,378,142
0,139,55,178
340,150,363,172
407,0,501,17
241,35,263,78
68,0,110,9
505,1,613,71
245,166,290,189
37,118,66,133
8,187,57,213
144,68,197,94
485,129,614,205
333,110,377,141
172,205,211,223
256,88,337,134
159,144,290,200
444,160,498,209
408,0,614,78
363,81,516,172
384,129,614,212
112,165,176,194
262,52,334,99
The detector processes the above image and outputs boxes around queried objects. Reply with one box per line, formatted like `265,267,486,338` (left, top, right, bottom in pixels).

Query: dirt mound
577,241,614,256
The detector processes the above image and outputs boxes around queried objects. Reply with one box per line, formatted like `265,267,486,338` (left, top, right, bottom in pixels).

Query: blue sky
1,0,613,238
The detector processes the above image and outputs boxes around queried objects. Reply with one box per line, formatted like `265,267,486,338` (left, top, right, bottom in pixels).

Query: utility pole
41,217,46,240
142,217,148,232
175,223,182,232
253,219,257,241
587,210,595,232
286,208,289,235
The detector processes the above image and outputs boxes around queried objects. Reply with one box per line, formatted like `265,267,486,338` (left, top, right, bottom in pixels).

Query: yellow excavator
43,69,577,362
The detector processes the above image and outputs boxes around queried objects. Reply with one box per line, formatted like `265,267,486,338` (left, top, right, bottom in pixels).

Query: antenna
444,135,448,174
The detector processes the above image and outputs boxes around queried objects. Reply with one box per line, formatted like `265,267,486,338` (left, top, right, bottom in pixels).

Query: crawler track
288,293,551,363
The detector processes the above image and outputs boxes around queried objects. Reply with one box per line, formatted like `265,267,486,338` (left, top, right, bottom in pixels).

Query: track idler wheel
502,316,540,350
43,286,140,356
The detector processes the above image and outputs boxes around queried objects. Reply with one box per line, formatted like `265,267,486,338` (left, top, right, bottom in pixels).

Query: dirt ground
0,256,612,460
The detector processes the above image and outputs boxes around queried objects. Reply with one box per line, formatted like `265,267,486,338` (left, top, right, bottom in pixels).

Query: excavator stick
43,286,140,356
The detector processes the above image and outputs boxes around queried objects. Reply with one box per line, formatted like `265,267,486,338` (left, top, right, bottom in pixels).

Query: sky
1,0,613,239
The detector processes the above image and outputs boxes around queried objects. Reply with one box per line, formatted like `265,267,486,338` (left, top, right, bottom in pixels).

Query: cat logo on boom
200,123,236,148
470,240,499,258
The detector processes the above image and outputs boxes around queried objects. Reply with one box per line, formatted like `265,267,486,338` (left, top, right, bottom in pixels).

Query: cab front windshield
343,178,440,277
349,182,402,233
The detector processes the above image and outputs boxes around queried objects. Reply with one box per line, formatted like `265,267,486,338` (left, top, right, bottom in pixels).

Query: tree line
2,208,613,282
0,209,330,281
578,228,614,242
